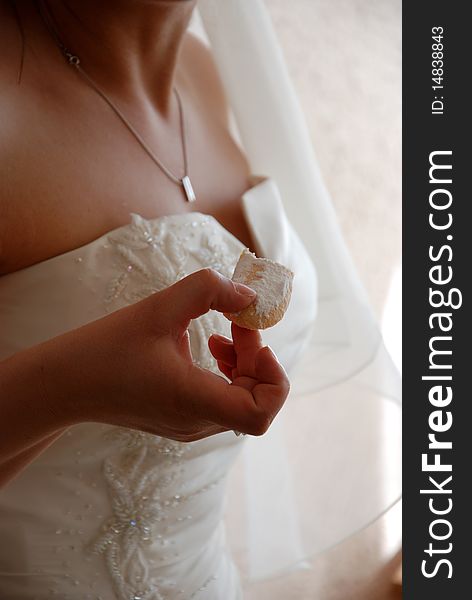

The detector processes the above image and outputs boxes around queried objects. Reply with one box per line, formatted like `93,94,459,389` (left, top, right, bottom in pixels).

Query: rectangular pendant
182,176,196,203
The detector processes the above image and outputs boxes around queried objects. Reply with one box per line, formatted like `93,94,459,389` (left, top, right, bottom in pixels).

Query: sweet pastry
225,249,294,330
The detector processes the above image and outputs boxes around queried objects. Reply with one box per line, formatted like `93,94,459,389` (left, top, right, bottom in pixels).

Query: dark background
403,2,470,597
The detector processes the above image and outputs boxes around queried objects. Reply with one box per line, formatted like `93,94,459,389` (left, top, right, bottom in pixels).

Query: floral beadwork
103,213,188,308
88,430,225,600
103,213,235,309
87,435,191,600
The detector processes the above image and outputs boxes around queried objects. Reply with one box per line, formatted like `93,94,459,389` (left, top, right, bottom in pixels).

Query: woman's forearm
0,269,289,487
0,341,71,483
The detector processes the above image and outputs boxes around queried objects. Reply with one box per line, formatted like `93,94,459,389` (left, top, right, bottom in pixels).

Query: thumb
157,268,256,328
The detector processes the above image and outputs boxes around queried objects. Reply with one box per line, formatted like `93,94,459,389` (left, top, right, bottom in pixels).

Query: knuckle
199,267,220,286
282,378,291,397
247,411,272,436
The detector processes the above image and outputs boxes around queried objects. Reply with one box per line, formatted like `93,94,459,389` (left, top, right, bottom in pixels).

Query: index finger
231,323,263,378
182,360,288,436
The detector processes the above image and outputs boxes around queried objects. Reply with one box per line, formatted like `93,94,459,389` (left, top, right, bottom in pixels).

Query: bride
0,0,315,598
0,0,402,598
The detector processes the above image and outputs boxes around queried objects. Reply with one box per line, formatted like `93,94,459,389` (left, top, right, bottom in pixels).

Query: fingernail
234,282,257,298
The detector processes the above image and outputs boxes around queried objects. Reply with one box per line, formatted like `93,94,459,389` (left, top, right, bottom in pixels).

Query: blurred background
243,1,401,598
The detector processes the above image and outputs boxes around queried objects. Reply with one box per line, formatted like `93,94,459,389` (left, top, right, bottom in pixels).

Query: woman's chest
0,97,255,276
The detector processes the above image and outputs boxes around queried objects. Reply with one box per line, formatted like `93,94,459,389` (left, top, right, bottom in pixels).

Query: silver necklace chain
36,0,197,202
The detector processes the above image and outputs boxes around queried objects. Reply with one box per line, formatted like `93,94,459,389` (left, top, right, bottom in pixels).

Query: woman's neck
35,0,196,114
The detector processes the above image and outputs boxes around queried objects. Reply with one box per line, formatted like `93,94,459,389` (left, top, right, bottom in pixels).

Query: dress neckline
0,176,273,283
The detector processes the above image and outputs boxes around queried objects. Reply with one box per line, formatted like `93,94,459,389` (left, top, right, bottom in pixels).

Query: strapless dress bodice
0,178,318,599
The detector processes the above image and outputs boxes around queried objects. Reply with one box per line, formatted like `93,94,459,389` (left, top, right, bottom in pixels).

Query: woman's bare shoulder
180,32,229,124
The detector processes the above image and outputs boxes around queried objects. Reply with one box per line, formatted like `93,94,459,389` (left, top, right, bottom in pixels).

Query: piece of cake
225,249,294,330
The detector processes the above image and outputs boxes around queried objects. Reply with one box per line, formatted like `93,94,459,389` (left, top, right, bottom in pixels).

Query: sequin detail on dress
103,213,234,309
87,434,190,600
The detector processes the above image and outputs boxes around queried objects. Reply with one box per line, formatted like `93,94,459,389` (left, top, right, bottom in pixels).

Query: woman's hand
46,268,290,441
209,322,284,407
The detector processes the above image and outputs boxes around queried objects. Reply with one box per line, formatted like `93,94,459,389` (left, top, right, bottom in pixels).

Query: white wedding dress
0,177,318,600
